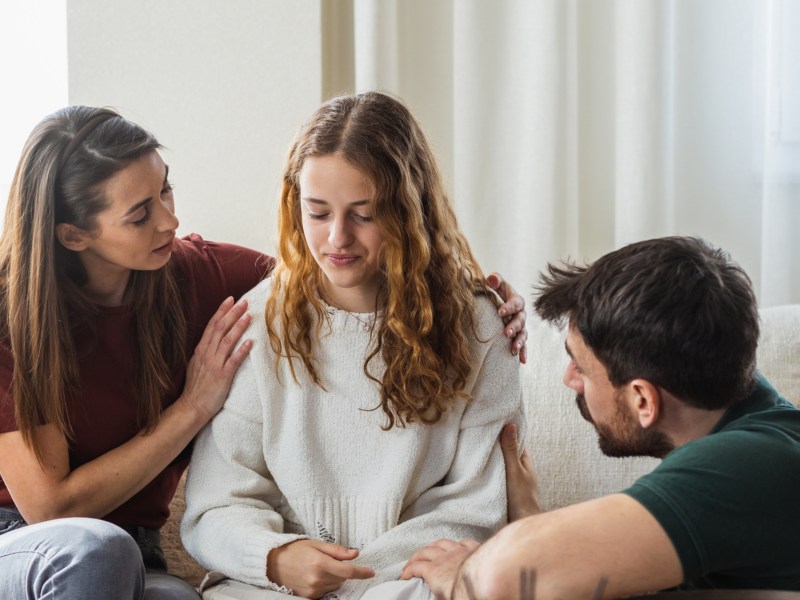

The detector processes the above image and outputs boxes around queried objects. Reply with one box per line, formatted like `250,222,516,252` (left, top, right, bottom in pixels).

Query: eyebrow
564,340,584,372
123,164,170,217
301,197,371,207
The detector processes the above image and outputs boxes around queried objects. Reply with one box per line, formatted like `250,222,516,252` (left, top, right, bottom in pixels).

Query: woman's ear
629,379,662,429
55,223,90,251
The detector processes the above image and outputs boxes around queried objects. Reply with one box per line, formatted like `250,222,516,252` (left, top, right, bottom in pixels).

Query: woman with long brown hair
0,106,527,600
182,92,527,600
0,106,272,599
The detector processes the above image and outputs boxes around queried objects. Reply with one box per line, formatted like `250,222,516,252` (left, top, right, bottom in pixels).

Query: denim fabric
0,506,26,534
0,509,199,599
0,515,145,599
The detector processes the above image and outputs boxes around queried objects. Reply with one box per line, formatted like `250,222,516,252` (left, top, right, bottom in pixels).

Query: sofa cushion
757,305,800,407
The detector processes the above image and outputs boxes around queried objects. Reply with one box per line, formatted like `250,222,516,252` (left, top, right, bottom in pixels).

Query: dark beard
576,393,674,459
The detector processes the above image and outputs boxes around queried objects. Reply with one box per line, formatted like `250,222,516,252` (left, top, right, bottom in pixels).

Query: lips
153,237,175,254
327,253,359,266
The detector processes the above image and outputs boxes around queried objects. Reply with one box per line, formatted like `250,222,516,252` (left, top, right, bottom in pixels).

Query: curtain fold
341,0,799,307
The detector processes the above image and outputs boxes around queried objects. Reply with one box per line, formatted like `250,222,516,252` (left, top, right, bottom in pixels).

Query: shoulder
172,233,274,276
240,277,276,316
171,234,275,318
626,413,800,538
470,293,505,343
459,292,525,426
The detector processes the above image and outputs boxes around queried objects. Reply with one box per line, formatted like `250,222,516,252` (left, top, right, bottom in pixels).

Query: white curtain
337,0,800,307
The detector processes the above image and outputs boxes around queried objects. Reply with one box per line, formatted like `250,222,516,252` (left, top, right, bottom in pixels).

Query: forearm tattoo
457,559,609,599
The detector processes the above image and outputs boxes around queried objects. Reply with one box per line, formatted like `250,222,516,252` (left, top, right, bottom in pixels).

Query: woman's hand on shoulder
486,272,528,364
179,297,253,423
267,539,375,599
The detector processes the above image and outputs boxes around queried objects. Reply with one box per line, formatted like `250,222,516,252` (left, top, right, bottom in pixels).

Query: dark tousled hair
534,236,759,409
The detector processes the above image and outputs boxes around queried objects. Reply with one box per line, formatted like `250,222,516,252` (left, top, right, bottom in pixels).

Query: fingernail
499,308,507,317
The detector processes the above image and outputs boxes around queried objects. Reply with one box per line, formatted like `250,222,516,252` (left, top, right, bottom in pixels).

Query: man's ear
629,379,662,429
55,223,90,251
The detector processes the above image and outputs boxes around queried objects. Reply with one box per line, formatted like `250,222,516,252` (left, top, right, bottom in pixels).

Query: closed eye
131,206,151,226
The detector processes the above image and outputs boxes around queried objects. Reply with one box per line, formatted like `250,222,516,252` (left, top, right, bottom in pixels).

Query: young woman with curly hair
0,105,526,600
181,92,527,600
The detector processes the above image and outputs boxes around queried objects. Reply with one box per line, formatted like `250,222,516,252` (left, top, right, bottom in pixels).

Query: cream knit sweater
181,278,527,598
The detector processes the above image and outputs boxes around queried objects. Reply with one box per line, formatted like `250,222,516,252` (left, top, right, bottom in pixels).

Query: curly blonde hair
266,91,492,428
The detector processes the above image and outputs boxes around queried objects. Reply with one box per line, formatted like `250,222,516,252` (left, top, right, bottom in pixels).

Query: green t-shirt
624,374,800,590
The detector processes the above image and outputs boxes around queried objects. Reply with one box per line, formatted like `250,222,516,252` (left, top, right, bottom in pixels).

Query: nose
563,361,583,393
328,215,353,249
156,197,180,232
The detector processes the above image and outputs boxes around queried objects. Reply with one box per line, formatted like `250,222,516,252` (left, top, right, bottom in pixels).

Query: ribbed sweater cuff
239,530,309,591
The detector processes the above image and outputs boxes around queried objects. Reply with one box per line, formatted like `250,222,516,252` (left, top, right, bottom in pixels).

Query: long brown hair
267,91,492,428
0,106,187,463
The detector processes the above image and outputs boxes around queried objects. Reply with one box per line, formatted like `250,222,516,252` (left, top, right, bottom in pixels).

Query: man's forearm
454,561,609,600
452,558,481,600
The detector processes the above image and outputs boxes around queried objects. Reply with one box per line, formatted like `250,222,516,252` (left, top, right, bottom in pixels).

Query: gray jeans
0,507,199,599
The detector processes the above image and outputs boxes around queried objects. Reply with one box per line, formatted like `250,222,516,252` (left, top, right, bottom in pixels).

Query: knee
61,518,141,565
13,518,145,599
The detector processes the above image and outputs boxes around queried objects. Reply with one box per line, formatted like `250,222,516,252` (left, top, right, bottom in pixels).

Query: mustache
575,393,594,424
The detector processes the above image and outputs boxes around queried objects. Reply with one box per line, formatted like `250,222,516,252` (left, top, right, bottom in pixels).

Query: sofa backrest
523,304,800,511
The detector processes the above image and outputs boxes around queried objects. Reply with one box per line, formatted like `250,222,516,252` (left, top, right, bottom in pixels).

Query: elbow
20,504,74,524
464,556,527,600
461,522,532,599
470,570,515,600
464,519,586,600
17,494,92,524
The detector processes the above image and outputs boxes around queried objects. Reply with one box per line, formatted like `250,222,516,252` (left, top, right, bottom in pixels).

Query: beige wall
67,0,323,254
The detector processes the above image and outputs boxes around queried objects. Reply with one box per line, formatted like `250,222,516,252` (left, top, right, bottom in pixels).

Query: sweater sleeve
338,324,528,596
180,321,307,591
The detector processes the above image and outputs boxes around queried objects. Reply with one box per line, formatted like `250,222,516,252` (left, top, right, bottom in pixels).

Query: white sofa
163,304,800,584
524,304,800,511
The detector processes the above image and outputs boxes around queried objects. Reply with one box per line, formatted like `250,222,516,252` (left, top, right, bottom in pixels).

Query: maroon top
0,234,274,528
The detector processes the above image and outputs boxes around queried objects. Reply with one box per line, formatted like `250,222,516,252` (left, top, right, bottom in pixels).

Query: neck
321,281,380,313
82,269,131,307
660,395,728,448
77,251,133,306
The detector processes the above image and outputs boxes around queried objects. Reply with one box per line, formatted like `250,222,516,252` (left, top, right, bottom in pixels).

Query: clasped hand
267,539,375,599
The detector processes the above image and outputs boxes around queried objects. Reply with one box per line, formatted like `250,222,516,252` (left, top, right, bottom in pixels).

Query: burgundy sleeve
194,236,275,300
174,234,276,346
